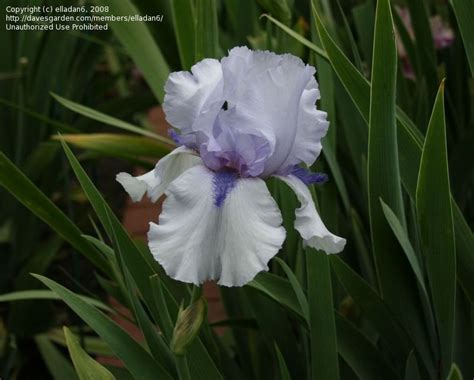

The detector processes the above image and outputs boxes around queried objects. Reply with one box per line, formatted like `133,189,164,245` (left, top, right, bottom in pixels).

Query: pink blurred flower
430,15,455,49
395,6,455,80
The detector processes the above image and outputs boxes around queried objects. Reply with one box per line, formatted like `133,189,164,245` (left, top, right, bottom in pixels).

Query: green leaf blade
247,272,303,318
380,200,429,300
405,351,421,380
367,2,434,374
262,14,328,59
406,0,438,97
335,313,398,380
274,257,309,322
94,0,170,101
35,335,79,380
0,151,108,272
312,7,370,122
195,0,219,60
34,275,173,380
274,343,292,380
170,0,196,70
52,94,168,142
55,133,172,162
294,0,474,302
63,326,116,380
365,2,428,363
416,82,456,378
447,363,464,380
306,250,339,380
367,0,405,282
111,224,176,375
0,290,113,313
60,139,161,318
330,256,412,360
450,0,474,75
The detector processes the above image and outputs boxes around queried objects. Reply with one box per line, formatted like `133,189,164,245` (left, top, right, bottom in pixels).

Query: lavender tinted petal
291,166,328,185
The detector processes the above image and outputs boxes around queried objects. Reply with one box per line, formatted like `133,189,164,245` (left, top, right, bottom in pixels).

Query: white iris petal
116,146,201,202
148,165,286,286
276,174,346,254
116,169,159,203
281,77,329,169
221,46,330,175
163,58,223,137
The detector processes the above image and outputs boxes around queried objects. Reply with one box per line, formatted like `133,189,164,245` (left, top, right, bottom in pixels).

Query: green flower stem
190,285,203,304
175,355,191,380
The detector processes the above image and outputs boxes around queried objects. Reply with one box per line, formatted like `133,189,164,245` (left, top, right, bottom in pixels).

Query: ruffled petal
148,165,286,286
221,47,285,105
163,47,330,179
116,146,201,202
222,48,324,176
279,77,329,170
163,58,223,139
116,169,158,203
276,174,346,254
152,146,202,201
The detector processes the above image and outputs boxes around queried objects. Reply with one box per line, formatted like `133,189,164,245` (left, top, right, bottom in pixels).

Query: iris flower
117,47,346,287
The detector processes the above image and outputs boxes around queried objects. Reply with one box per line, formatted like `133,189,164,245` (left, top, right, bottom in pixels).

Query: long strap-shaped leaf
366,1,433,374
331,256,413,358
34,275,173,380
306,248,339,380
52,94,169,142
54,134,172,163
406,0,437,98
0,290,112,313
95,0,170,102
335,313,398,380
249,272,398,380
35,335,79,380
450,0,474,76
169,0,196,70
367,0,406,300
404,350,421,380
61,139,160,317
63,327,115,380
0,151,108,273
446,363,464,380
106,208,176,376
416,82,456,379
264,6,474,302
195,0,220,60
274,343,292,380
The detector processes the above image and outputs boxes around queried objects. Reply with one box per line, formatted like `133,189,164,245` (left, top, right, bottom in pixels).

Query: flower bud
170,297,207,356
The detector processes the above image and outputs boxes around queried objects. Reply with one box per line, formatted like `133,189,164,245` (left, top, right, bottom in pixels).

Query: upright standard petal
222,48,326,176
221,47,286,105
163,58,224,140
280,77,329,170
148,165,286,286
276,174,346,254
164,47,329,179
116,146,201,202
